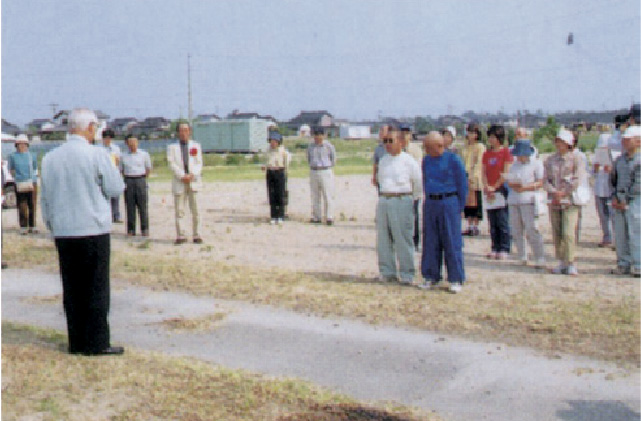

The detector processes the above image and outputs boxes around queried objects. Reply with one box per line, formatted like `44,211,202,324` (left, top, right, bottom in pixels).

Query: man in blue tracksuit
420,131,468,293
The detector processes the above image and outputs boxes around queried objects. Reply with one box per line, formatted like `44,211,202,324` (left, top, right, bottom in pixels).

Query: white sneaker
400,276,414,285
270,219,276,225
533,258,546,269
496,252,509,260
418,279,439,290
566,265,579,276
550,263,567,275
277,218,284,225
449,283,462,293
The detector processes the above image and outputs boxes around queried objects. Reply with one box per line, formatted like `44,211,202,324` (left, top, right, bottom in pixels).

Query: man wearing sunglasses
375,126,422,285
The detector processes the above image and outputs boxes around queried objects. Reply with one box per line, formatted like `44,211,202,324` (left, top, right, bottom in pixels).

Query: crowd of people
4,105,640,356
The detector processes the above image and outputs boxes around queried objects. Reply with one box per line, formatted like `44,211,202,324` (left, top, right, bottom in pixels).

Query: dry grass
155,312,229,331
3,233,639,366
2,322,437,421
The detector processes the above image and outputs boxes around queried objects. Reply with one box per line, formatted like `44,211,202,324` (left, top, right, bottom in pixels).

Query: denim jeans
487,206,511,253
594,196,613,243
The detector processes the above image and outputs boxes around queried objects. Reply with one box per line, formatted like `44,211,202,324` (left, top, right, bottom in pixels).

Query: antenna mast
188,54,193,124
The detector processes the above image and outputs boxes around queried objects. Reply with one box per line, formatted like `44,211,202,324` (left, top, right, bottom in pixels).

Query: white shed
339,125,371,140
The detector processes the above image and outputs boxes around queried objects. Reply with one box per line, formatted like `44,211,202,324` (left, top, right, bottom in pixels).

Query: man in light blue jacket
40,108,125,356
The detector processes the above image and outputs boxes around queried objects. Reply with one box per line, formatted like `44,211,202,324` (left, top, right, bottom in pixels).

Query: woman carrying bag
8,134,38,234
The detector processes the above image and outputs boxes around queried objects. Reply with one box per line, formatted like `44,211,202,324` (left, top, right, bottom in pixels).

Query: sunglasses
383,138,394,144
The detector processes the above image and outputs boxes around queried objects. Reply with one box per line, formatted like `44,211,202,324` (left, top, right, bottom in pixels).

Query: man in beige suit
167,122,203,244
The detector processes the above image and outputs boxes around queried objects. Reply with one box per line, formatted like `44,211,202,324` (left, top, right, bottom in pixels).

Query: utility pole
187,54,193,124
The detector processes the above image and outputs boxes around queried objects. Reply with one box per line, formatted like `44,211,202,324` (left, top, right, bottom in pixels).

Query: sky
1,0,640,126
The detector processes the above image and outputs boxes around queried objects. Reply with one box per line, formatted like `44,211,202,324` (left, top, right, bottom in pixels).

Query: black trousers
16,189,36,228
124,177,149,234
266,169,286,219
55,234,111,354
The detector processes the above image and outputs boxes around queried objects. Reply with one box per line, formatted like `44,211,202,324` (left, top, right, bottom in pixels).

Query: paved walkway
2,268,639,421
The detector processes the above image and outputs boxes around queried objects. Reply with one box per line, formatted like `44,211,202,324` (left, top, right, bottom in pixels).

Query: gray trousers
614,198,641,272
310,169,335,221
594,196,613,243
124,177,148,234
508,203,544,262
376,195,415,279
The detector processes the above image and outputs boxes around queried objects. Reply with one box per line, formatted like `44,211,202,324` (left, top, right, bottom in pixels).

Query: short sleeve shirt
483,147,513,187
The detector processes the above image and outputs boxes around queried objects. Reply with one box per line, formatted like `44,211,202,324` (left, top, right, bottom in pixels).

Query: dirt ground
10,173,635,286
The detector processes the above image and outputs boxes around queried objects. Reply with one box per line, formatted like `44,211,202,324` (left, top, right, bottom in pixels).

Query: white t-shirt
377,151,422,199
506,158,544,205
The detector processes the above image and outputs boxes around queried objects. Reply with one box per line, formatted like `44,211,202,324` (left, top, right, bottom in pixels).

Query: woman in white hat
543,129,586,276
8,134,38,234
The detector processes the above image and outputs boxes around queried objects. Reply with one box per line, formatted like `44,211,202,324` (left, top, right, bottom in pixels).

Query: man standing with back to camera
40,108,125,356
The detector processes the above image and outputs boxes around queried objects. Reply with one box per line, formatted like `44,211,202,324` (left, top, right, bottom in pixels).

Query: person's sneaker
496,252,509,260
566,265,579,276
277,218,284,225
28,228,38,234
550,264,567,275
270,219,276,225
400,276,414,286
174,237,187,245
449,283,462,293
19,228,28,235
309,219,321,224
472,227,481,236
193,237,203,244
533,259,546,269
486,252,497,259
611,266,631,275
418,279,439,290
326,219,334,226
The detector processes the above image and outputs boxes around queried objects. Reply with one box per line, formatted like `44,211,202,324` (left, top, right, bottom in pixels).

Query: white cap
446,126,456,137
596,133,611,148
622,125,641,138
556,129,574,146
15,134,29,144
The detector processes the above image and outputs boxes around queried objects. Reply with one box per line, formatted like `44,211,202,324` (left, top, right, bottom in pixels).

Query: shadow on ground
557,400,640,421
280,403,422,421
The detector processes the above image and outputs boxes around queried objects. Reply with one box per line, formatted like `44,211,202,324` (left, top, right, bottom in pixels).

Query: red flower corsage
189,148,198,157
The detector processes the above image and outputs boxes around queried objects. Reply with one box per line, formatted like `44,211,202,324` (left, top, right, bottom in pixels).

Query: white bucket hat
14,134,29,145
555,129,574,146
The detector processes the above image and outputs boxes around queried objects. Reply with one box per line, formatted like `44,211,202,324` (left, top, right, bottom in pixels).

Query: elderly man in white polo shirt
376,126,422,284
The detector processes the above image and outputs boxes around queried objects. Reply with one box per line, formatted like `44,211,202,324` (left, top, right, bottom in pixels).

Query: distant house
27,118,55,132
286,110,338,137
128,117,171,139
196,114,221,123
226,111,277,123
2,119,22,136
111,117,138,136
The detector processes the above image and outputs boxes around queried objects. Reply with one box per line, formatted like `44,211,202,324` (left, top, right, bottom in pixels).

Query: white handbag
571,185,591,206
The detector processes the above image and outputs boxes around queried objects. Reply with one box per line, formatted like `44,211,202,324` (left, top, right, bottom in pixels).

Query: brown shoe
174,237,187,245
193,237,203,244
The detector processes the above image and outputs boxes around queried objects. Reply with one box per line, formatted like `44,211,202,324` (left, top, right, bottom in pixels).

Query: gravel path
3,268,639,421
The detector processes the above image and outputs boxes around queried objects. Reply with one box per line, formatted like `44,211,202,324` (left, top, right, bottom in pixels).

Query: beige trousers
174,185,200,238
549,205,579,264
309,169,335,221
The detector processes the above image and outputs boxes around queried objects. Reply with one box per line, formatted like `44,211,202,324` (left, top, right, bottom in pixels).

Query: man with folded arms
419,131,468,293
376,126,422,285
40,108,125,356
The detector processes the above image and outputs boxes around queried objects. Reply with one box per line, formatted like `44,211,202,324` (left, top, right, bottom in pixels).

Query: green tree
533,116,559,145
